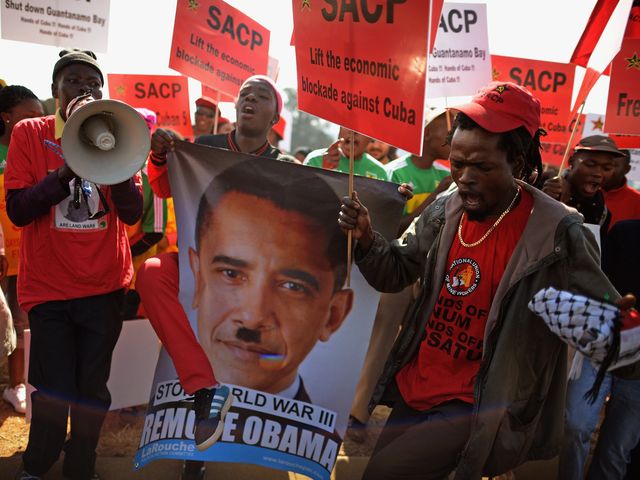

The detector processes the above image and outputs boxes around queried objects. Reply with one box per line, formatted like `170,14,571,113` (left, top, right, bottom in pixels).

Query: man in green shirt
304,127,387,181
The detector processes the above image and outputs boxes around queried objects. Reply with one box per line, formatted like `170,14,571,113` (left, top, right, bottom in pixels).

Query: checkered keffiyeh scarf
528,287,640,402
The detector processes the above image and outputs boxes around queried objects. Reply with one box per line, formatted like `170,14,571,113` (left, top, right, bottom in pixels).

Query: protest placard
491,55,575,144
541,142,569,167
201,85,236,102
427,3,491,98
293,0,430,154
108,74,192,139
268,56,280,81
134,144,403,480
1,0,110,51
169,0,270,98
605,38,640,135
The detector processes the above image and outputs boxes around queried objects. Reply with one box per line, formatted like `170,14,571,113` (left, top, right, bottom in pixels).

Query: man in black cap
5,49,143,480
542,135,626,229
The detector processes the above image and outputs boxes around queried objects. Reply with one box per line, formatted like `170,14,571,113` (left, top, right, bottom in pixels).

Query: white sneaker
3,383,27,414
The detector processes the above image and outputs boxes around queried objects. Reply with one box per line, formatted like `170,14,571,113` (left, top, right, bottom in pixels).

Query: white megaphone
62,99,151,185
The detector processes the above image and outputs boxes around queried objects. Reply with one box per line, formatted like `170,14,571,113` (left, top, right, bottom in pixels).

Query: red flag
429,0,444,53
571,0,620,68
604,38,640,135
570,67,601,117
569,0,633,117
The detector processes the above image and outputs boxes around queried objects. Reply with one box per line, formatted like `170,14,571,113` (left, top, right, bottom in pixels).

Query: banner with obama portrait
134,142,403,479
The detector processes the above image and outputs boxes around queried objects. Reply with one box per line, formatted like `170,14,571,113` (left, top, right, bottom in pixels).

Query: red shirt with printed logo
396,189,533,410
5,115,139,311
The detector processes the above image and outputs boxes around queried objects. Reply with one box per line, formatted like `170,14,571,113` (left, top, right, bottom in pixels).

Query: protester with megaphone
136,74,286,480
5,49,143,480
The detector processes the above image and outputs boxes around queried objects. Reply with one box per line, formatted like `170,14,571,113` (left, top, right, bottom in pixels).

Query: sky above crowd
0,0,611,120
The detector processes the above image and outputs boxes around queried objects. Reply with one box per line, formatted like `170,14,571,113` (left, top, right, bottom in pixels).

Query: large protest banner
108,74,192,139
427,2,491,98
293,0,430,154
169,0,270,98
1,0,110,51
134,143,403,479
605,38,640,135
491,56,575,144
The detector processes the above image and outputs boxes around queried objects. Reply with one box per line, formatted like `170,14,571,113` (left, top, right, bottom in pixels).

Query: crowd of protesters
1,48,639,480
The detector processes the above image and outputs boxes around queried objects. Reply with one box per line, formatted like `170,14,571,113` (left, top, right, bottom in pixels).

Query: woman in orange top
0,85,44,414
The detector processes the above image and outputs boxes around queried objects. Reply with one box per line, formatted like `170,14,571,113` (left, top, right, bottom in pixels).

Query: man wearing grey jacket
338,81,629,480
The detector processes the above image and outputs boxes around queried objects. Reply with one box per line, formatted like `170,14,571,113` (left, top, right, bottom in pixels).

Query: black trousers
362,385,473,480
23,290,124,480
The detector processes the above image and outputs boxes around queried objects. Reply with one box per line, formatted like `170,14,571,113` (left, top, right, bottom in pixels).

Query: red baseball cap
451,81,541,137
195,96,218,112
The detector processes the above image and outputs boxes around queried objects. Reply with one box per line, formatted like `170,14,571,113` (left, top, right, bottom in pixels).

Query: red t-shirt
4,116,138,311
603,183,640,230
396,189,533,410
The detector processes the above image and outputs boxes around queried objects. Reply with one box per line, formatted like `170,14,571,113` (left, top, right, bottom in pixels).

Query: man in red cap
191,96,221,138
338,81,633,479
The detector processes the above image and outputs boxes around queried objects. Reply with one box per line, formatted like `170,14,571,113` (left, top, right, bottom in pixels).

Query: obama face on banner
189,160,354,395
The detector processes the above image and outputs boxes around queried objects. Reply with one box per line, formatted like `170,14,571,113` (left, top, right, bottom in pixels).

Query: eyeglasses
195,109,215,118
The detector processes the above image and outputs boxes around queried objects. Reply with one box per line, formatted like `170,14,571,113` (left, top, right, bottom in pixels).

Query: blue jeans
558,359,640,480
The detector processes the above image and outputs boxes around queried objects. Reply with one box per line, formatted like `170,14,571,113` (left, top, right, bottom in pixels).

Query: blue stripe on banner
134,441,330,480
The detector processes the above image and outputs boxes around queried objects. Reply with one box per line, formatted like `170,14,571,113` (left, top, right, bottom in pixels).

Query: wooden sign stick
347,130,355,287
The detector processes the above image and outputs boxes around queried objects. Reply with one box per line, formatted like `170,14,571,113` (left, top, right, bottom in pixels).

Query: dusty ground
0,357,387,461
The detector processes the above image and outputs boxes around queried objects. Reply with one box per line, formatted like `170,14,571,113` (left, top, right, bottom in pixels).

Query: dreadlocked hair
446,112,546,188
0,85,39,136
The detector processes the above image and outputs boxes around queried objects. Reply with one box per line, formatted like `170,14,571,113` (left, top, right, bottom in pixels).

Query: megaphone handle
73,176,82,209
